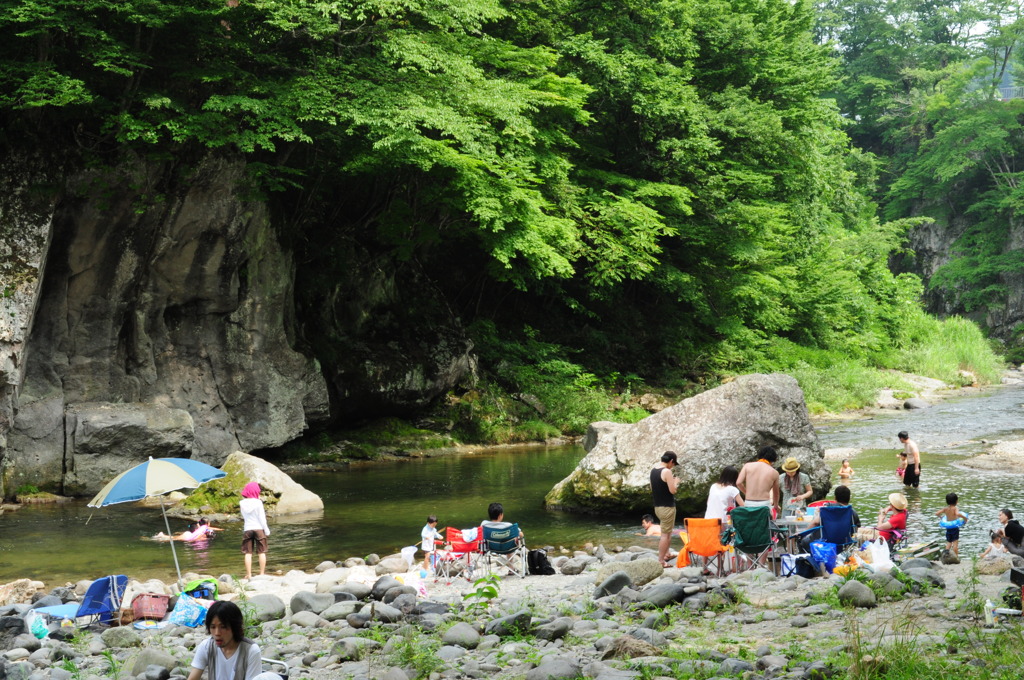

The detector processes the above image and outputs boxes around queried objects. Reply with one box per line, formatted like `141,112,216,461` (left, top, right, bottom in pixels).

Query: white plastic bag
868,538,894,572
25,611,48,639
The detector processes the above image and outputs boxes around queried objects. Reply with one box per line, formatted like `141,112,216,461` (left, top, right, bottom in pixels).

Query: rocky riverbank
2,544,1021,680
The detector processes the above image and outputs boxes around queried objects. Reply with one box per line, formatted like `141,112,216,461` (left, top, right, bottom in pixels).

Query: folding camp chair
481,523,527,578
730,506,786,573
435,526,482,583
683,518,728,577
792,505,856,576
36,575,128,627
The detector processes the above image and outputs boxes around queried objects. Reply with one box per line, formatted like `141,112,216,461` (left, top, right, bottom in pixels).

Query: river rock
526,657,582,680
484,610,532,637
535,617,573,641
320,601,361,621
290,610,323,628
375,558,410,576
129,648,178,676
903,568,945,589
0,617,27,651
0,582,42,607
248,594,286,622
903,398,930,409
100,627,142,648
594,571,633,599
219,452,324,515
290,591,335,615
545,374,828,512
837,581,876,608
332,582,371,600
899,558,933,571
371,576,401,601
316,567,351,593
442,622,481,649
977,556,1013,575
596,559,663,587
638,584,689,607
332,637,379,661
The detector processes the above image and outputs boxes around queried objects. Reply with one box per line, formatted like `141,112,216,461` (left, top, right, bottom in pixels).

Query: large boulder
545,373,828,512
63,403,195,492
191,451,323,516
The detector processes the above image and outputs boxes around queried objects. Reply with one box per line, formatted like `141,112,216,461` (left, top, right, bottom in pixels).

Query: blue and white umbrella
88,457,226,585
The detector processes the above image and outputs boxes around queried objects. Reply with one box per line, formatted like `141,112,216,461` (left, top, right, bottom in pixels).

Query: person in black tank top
650,451,679,566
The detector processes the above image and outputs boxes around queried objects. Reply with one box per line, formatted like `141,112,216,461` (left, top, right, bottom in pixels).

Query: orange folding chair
683,518,727,577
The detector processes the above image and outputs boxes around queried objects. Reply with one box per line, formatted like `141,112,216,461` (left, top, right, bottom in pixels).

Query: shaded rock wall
3,157,330,494
899,214,1024,342
545,373,829,514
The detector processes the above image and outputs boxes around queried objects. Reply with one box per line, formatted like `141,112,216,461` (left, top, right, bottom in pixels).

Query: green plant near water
956,556,984,620
462,573,501,613
386,629,444,679
58,658,82,680
230,578,262,637
15,484,40,496
101,649,122,678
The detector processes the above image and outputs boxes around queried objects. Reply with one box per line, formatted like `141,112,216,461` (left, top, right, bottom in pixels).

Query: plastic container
132,593,170,620
984,599,995,626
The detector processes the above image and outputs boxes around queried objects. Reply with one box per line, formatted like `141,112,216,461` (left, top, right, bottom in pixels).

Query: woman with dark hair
186,601,266,680
997,509,1024,558
705,466,744,521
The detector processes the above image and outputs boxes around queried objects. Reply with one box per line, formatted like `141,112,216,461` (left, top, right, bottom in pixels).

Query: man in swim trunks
899,431,921,488
650,451,678,567
737,446,781,518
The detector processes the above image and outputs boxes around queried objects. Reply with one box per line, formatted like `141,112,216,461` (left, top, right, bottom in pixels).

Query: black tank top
650,466,674,507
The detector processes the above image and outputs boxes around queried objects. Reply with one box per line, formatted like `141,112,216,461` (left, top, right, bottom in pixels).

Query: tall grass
887,313,1004,385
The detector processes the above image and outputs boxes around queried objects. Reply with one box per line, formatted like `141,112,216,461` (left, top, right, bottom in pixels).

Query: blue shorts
945,527,960,543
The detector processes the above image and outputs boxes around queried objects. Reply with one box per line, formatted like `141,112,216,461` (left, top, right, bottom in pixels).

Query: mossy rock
181,459,269,514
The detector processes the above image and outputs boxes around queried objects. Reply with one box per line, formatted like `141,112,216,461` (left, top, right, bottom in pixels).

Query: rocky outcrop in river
545,373,829,513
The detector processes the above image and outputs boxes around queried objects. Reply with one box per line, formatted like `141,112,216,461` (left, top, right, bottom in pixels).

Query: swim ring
938,512,969,529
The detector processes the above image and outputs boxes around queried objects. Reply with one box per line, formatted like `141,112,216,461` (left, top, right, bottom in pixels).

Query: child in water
896,452,908,478
935,492,969,557
838,459,854,480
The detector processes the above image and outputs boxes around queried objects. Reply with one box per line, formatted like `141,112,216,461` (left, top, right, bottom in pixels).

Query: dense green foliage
817,0,1024,354
0,0,1007,438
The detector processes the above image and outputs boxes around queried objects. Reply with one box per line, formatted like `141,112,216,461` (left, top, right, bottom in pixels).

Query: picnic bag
527,549,556,575
165,593,207,628
809,541,838,574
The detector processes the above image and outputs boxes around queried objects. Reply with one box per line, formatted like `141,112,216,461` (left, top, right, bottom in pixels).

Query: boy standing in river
936,493,969,557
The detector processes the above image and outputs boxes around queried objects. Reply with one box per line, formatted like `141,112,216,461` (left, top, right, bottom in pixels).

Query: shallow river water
2,384,1023,585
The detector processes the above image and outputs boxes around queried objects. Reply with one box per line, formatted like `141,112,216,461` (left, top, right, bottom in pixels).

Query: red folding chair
434,526,482,583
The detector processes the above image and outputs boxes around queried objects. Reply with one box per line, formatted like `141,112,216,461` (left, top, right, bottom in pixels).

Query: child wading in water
935,492,969,557
896,452,908,479
838,459,854,481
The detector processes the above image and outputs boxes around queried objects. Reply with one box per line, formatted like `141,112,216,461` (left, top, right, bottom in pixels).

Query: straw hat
888,492,908,510
781,457,801,472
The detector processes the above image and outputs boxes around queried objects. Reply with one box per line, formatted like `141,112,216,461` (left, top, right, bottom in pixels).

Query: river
2,384,1022,585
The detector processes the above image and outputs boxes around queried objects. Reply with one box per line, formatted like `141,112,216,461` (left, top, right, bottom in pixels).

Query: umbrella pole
161,499,183,589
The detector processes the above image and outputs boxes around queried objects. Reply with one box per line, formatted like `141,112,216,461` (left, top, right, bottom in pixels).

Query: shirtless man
736,446,781,516
898,431,921,488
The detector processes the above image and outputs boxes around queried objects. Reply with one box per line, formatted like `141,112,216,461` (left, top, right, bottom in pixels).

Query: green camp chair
730,506,786,573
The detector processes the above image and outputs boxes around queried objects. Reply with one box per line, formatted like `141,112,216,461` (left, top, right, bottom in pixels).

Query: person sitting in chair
481,502,524,539
798,485,860,553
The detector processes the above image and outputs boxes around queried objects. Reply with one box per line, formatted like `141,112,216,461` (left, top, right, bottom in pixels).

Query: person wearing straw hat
778,457,812,516
873,492,908,542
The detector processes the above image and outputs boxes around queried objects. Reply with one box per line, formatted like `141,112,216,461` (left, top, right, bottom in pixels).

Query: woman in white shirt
187,601,268,680
240,482,271,579
705,466,744,521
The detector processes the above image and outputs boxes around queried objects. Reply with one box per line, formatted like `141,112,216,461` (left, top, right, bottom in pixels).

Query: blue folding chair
794,506,856,575
36,575,128,627
481,523,527,578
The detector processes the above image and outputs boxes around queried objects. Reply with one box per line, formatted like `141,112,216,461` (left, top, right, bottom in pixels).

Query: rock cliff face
3,157,331,495
545,373,829,514
898,214,1024,342
0,155,478,497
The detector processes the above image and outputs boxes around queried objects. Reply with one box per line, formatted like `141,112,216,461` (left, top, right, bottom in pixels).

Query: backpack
527,549,555,575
